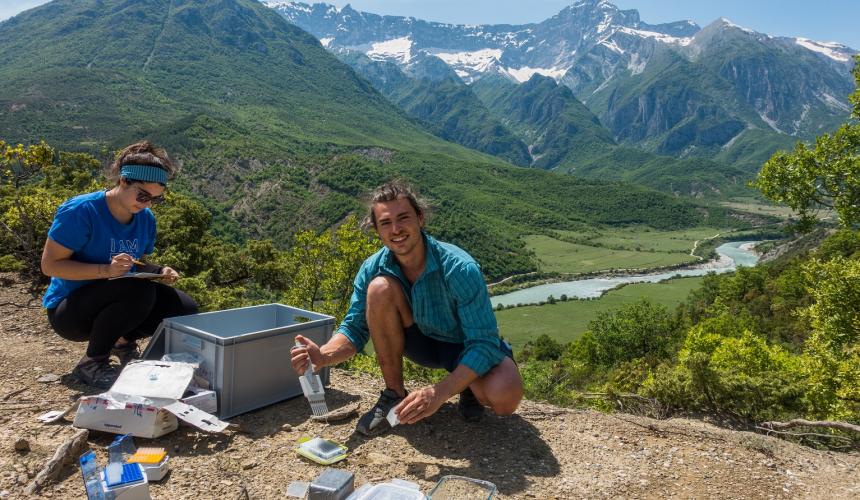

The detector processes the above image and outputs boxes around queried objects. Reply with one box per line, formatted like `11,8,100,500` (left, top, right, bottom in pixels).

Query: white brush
296,340,328,416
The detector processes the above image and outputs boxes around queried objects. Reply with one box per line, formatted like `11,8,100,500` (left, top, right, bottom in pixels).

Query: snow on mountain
366,37,413,64
716,18,756,35
795,38,853,62
616,26,693,46
505,66,569,83
427,48,503,79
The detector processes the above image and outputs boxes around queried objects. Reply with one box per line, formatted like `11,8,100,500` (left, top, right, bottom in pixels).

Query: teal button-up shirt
338,233,505,376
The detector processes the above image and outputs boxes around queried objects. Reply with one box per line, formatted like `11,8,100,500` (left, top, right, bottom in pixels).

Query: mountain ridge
270,0,857,171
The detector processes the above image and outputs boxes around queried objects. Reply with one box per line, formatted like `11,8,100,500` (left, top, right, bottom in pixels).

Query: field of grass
495,276,704,351
525,226,725,274
554,226,723,253
717,197,826,221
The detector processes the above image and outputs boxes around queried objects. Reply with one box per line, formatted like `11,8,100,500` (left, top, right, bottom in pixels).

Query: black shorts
402,324,514,373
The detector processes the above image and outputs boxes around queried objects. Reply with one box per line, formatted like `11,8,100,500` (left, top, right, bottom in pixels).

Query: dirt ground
0,273,858,499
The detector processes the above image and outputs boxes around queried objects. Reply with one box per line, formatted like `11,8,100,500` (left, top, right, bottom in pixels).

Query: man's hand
290,335,324,375
396,385,446,425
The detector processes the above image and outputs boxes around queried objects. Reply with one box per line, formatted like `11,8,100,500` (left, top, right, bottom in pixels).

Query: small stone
37,373,60,383
241,460,257,470
13,438,29,452
15,473,27,485
281,424,292,432
174,445,181,453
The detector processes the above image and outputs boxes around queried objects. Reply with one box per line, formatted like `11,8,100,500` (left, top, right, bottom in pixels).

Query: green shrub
520,334,564,361
645,328,807,421
0,254,24,272
800,257,860,421
585,298,679,366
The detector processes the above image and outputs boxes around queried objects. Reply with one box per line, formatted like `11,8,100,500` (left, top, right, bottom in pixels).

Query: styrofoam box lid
109,361,195,400
162,304,335,345
354,483,425,500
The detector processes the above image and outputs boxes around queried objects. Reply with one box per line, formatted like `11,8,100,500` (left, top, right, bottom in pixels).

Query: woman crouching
40,141,198,389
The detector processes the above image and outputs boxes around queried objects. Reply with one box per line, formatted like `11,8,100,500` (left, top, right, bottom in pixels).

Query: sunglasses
135,187,166,205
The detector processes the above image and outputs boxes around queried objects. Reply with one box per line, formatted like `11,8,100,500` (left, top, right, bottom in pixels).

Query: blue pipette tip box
105,463,144,488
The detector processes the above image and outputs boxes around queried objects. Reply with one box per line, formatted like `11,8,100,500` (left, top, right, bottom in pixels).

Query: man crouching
291,180,523,435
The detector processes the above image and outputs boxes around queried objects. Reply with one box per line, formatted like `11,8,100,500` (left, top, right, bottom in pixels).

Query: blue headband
120,164,168,185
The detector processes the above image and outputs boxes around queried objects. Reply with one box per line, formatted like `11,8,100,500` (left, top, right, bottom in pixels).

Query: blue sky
2,0,859,48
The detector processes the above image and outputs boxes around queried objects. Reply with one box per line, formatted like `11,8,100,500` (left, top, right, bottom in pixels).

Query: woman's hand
106,253,134,277
160,266,179,284
396,385,446,425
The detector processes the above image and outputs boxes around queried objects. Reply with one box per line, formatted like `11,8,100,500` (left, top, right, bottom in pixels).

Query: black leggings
47,279,198,358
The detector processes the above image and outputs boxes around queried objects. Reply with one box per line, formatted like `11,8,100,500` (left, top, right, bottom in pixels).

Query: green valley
496,276,705,350
525,226,724,275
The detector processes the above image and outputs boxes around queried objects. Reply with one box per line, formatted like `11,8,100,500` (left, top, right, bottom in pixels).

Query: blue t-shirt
42,191,157,309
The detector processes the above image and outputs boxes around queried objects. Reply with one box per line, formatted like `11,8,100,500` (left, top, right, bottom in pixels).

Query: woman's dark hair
362,180,430,230
107,141,177,184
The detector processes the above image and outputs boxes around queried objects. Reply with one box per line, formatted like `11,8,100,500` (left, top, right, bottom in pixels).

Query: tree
800,257,860,421
585,298,678,366
281,216,378,322
521,334,563,361
755,56,860,229
0,141,100,274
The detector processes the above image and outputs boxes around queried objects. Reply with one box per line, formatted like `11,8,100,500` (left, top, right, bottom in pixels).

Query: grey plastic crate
142,303,334,419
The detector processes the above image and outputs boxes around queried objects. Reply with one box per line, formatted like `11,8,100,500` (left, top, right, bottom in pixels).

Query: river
490,241,761,308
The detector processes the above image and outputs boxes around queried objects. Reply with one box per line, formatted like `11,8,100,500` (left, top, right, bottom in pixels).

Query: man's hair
362,180,430,230
107,141,177,184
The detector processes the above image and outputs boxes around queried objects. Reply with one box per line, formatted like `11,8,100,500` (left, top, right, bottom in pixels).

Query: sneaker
458,387,484,422
72,358,119,389
356,388,405,436
111,341,140,366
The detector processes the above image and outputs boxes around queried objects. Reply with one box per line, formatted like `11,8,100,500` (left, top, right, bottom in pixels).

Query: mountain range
268,0,857,174
0,0,736,279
